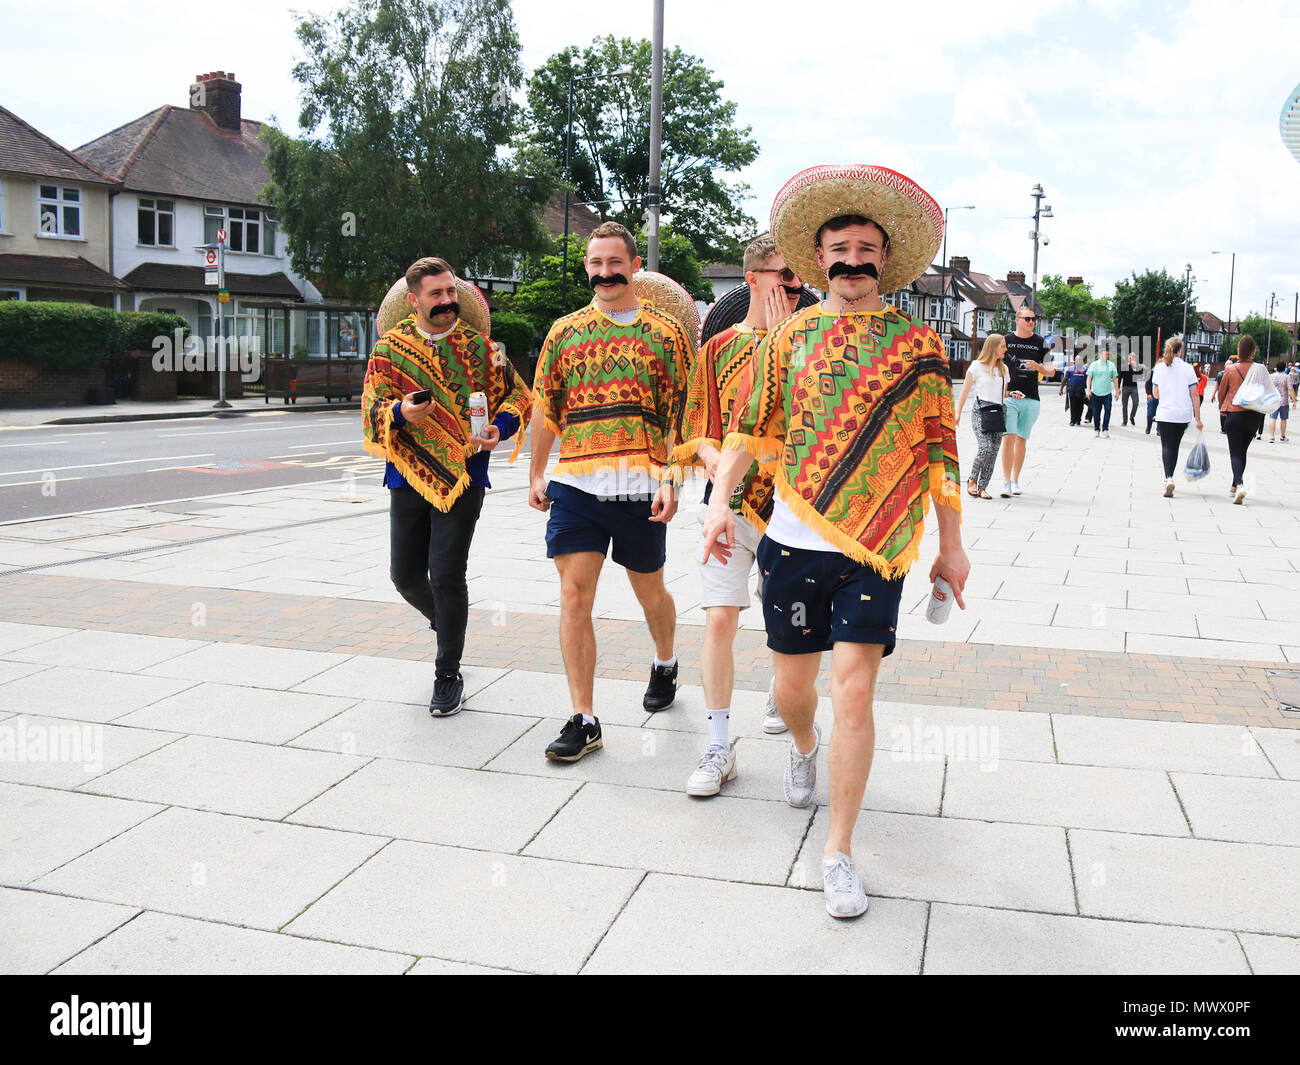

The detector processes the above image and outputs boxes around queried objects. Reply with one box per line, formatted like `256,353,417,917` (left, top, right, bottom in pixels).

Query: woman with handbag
1151,337,1202,497
954,333,1008,499
1215,334,1272,504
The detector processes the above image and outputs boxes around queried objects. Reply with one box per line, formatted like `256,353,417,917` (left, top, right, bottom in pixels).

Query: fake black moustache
588,273,630,289
826,261,880,281
428,301,460,317
780,284,803,297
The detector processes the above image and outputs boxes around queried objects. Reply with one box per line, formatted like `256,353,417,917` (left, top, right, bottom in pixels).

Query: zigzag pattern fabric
724,306,961,576
362,316,532,511
675,324,776,530
534,302,693,480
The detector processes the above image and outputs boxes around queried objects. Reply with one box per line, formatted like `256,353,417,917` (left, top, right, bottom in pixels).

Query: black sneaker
545,713,602,761
429,672,464,717
643,661,678,712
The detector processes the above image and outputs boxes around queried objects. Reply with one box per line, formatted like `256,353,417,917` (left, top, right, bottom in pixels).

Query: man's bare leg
625,566,676,661
1009,435,1028,481
701,605,740,710
774,650,822,754
554,551,604,715
824,641,884,859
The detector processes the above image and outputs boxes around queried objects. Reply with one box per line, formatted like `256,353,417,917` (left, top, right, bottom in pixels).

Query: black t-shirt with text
1004,332,1048,401
1118,365,1139,387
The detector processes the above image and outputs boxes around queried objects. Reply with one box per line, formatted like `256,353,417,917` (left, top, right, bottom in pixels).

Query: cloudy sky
8,0,1299,320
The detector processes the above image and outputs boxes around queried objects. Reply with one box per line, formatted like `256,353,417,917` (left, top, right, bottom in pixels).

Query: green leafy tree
1110,269,1196,347
1223,315,1294,362
989,297,1015,335
526,36,759,261
634,227,711,303
262,0,559,302
1038,274,1111,333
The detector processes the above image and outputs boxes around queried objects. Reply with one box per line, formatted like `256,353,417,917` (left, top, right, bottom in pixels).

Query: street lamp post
1266,292,1278,363
940,204,975,341
1029,183,1053,306
1180,263,1194,345
647,0,664,271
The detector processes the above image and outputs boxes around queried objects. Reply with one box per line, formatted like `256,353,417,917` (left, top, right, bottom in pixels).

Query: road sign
218,289,230,303
216,228,227,244
205,268,218,286
205,249,217,266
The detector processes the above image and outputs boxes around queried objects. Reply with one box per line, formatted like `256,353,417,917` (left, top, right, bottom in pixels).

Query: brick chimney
949,255,970,274
190,71,242,132
1067,275,1084,287
1006,270,1026,286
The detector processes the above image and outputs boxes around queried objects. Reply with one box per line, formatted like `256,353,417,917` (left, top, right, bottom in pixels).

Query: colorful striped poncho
534,301,692,481
674,324,776,530
362,316,532,511
724,305,961,577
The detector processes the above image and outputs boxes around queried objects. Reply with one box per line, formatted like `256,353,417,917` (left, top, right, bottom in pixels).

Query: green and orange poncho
362,316,532,511
673,323,776,530
723,305,962,578
532,301,693,482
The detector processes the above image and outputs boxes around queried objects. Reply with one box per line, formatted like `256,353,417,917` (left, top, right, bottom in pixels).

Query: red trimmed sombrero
376,275,491,338
770,164,943,294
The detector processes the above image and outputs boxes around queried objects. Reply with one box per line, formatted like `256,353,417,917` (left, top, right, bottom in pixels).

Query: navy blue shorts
756,536,905,656
544,481,667,574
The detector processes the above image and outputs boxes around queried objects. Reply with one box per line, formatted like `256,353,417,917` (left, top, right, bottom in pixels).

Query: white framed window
37,184,82,238
0,177,6,231
204,205,275,255
137,198,175,246
0,288,23,301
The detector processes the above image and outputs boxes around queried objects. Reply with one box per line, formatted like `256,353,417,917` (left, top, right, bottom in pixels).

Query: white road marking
1,454,214,476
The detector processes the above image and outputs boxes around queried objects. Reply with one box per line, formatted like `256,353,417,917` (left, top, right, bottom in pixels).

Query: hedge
0,302,188,371
491,310,536,361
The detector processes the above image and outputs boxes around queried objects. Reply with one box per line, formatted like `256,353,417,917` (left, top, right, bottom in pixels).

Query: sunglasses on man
753,267,798,283
1020,315,1036,322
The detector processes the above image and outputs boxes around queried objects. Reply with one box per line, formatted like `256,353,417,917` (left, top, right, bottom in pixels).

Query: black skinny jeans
1121,385,1139,424
1224,411,1264,488
1067,388,1087,424
389,484,485,675
1155,421,1187,478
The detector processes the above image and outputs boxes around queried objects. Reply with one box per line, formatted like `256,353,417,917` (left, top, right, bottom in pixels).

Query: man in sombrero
673,232,804,796
362,256,532,716
702,166,971,917
527,221,695,762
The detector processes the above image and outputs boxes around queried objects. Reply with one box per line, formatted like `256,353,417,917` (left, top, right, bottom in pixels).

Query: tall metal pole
215,237,229,409
559,73,575,317
1181,263,1192,342
1226,253,1235,342
646,0,664,271
1267,292,1277,363
1030,183,1043,307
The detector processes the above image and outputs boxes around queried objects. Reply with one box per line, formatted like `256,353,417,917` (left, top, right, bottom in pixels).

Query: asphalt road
0,409,416,521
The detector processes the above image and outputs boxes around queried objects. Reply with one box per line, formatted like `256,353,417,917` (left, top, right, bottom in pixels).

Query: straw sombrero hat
376,275,491,338
770,165,943,295
594,270,700,351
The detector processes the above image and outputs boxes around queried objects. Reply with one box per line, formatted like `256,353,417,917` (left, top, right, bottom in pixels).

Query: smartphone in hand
410,389,432,404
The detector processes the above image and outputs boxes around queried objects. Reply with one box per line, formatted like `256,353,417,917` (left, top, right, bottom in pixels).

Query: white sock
796,732,819,760
653,654,677,669
705,707,730,747
581,713,596,725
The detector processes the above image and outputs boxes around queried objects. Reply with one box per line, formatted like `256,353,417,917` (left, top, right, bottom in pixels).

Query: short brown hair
405,256,455,292
1238,334,1256,360
743,233,779,273
815,214,890,250
588,221,637,261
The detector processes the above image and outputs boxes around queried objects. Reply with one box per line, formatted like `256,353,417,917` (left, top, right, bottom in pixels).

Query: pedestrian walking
1151,338,1202,497
1119,352,1140,425
954,333,1007,497
527,222,695,760
1086,346,1119,437
998,306,1053,496
1216,336,1265,503
675,233,796,795
362,258,532,716
1059,353,1088,426
704,164,969,918
1267,362,1295,443
1144,362,1158,433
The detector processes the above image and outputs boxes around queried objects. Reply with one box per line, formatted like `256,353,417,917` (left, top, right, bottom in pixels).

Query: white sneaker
822,852,869,918
1234,485,1247,505
762,677,787,734
999,482,1013,498
686,742,737,797
783,723,820,808
1163,478,1175,498
1103,430,1110,438
1011,480,1022,495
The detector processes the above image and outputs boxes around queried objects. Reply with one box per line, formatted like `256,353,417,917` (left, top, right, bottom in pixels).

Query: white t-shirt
1152,357,1198,424
765,494,840,553
966,362,1008,405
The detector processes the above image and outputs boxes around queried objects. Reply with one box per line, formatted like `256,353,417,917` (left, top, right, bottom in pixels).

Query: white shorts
696,503,762,609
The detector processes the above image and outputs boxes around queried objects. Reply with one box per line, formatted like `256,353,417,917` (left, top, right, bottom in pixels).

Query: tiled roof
121,262,302,298
0,105,117,186
76,106,271,205
0,253,128,290
541,194,601,241
703,262,744,278
1200,311,1224,332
